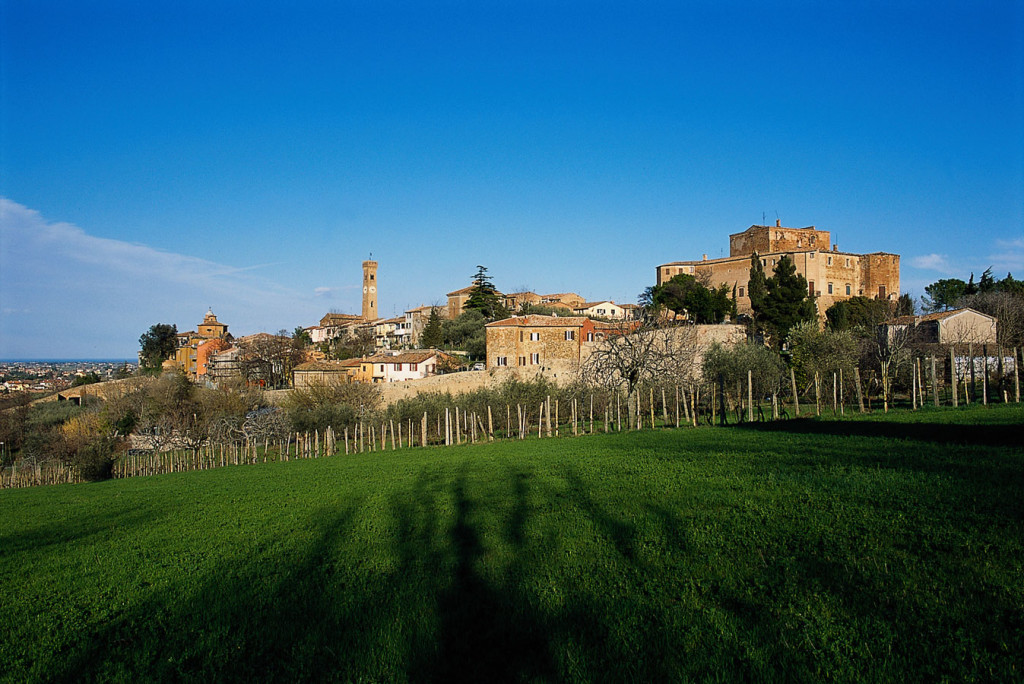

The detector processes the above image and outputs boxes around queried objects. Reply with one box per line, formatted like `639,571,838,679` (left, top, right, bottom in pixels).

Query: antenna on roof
762,212,766,225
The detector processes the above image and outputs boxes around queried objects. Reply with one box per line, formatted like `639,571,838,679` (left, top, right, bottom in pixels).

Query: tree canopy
139,323,178,372
650,274,735,324
420,307,445,348
749,255,816,346
825,296,894,333
464,265,508,320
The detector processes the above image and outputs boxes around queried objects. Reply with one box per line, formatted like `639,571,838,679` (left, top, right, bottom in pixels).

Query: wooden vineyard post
854,367,865,413
546,397,552,438
1015,348,1021,403
833,372,838,415
487,405,494,441
969,343,975,403
590,395,594,434
946,348,954,405
747,370,754,423
814,372,820,416
917,358,925,405
931,356,939,407
675,386,681,428
982,353,989,406
538,403,544,439
913,362,921,411
650,388,656,429
839,369,845,416
790,367,800,416
662,388,669,427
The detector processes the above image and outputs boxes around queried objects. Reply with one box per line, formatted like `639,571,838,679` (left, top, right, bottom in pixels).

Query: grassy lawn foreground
1,405,1022,682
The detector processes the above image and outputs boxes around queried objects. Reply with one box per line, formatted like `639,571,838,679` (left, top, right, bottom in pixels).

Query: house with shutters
357,350,452,383
484,315,597,376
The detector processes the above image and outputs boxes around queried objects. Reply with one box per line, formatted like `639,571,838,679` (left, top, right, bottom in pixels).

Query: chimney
775,218,781,227
702,254,708,261
832,244,837,252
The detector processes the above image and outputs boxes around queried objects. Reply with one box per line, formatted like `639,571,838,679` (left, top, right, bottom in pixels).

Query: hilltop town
145,221,904,391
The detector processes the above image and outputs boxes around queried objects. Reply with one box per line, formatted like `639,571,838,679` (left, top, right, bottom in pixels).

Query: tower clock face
369,286,376,294
363,286,368,293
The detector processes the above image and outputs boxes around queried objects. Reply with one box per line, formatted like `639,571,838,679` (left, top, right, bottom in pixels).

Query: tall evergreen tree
749,256,815,347
420,307,445,348
979,267,996,293
964,272,978,295
747,252,769,317
464,265,507,320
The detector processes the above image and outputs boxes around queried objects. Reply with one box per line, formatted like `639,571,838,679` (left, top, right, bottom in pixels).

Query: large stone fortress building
656,221,900,316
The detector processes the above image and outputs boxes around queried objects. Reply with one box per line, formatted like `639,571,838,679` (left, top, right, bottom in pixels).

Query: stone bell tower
362,259,378,321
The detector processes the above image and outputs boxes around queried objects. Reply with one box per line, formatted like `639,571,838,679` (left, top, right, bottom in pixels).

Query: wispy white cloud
314,286,336,298
909,253,953,272
988,236,1024,274
0,199,328,357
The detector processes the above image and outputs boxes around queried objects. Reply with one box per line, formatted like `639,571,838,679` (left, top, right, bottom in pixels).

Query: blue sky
2,0,1022,358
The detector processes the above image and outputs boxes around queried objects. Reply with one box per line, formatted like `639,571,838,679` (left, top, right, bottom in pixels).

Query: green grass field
2,404,1022,682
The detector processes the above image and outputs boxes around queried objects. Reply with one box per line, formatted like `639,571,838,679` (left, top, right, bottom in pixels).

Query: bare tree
580,321,699,426
873,322,914,411
236,333,304,389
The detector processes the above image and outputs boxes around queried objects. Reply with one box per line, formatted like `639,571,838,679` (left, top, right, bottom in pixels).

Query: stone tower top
729,224,831,258
362,260,378,321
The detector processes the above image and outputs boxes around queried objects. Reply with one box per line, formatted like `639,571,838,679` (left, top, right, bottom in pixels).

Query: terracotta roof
486,315,590,328
540,293,581,300
405,305,436,313
293,360,361,372
320,313,363,326
888,308,994,326
575,301,615,309
446,285,476,296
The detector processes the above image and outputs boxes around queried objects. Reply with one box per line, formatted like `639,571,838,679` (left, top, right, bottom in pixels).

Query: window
610,310,617,316
565,330,575,340
410,363,417,371
827,256,833,266
519,356,526,366
370,274,374,280
586,332,594,342
827,283,833,294
519,331,524,342
845,258,850,267
496,357,507,367
395,363,402,371
529,332,540,341
808,280,815,296
531,353,539,364
845,284,851,296
380,365,385,373
739,286,745,298
809,252,815,259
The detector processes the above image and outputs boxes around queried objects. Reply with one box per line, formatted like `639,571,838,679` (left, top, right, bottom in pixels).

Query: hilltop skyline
2,2,1022,358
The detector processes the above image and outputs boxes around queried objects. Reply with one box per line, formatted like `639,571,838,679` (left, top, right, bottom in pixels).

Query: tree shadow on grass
43,498,388,682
